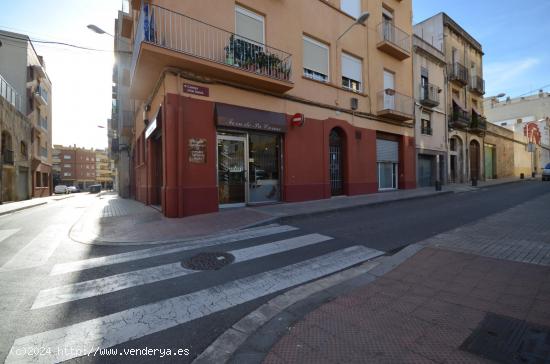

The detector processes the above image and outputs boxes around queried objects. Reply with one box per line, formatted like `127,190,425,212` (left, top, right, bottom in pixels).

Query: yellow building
126,0,416,217
415,13,486,183
95,149,114,189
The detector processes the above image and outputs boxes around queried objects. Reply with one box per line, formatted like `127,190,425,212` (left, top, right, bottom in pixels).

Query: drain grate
181,252,235,271
461,312,550,363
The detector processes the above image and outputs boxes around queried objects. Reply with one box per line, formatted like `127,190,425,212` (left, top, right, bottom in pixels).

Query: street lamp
87,24,113,37
336,12,370,41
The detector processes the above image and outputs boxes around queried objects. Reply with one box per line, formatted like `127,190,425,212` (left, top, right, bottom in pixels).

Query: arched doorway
329,128,344,196
469,140,480,181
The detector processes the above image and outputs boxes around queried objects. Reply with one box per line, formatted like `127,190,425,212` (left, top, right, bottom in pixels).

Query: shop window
42,173,49,187
341,0,361,19
303,36,329,82
341,53,362,92
36,171,42,187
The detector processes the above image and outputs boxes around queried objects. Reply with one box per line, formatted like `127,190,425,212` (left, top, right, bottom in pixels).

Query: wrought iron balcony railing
419,83,440,107
131,4,292,84
449,62,468,85
377,89,414,121
470,76,485,95
377,21,411,59
2,150,14,165
470,114,487,131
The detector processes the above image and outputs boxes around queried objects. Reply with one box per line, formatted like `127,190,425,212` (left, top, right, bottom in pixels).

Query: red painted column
162,94,180,217
400,135,417,189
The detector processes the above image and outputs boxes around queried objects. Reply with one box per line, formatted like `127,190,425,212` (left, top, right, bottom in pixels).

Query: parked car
54,185,69,194
67,186,80,193
88,184,102,194
543,163,550,181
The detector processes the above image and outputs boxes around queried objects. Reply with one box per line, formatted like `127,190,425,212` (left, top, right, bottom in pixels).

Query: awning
452,99,466,112
471,107,482,117
215,103,287,133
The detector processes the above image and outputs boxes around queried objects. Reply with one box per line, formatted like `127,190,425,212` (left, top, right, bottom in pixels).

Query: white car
67,186,80,193
543,163,550,181
54,185,69,194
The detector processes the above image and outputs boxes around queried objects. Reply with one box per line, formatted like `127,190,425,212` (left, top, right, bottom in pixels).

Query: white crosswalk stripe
6,245,382,364
31,233,333,309
0,226,64,272
0,229,19,244
49,224,298,275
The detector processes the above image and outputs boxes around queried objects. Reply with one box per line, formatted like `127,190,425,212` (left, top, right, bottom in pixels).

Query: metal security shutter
376,139,398,162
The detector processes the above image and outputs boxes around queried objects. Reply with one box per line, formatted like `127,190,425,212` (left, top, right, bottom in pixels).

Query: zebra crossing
4,223,383,363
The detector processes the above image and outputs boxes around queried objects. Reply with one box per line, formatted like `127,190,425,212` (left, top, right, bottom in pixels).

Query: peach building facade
127,0,416,217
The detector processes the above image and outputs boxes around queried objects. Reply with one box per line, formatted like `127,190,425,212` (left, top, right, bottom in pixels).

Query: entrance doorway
470,140,480,181
151,133,163,206
484,144,496,179
418,155,435,187
217,134,247,206
329,129,344,196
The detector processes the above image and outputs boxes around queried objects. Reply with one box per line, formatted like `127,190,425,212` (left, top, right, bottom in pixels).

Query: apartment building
0,75,33,201
95,149,114,189
415,13,486,184
126,0,415,217
53,145,97,189
0,30,53,197
111,10,134,198
412,34,447,187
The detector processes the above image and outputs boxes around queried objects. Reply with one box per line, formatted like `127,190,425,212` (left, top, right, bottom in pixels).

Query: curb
68,191,452,246
0,201,48,217
192,243,424,364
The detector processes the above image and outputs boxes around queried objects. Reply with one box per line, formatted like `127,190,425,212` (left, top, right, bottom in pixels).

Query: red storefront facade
133,94,416,218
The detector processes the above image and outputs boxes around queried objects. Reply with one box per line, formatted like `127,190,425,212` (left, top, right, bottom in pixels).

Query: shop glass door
248,133,280,203
217,135,247,206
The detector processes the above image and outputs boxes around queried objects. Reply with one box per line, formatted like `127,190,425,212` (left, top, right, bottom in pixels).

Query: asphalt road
0,181,548,364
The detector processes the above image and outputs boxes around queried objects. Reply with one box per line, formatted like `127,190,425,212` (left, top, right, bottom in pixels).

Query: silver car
543,163,550,181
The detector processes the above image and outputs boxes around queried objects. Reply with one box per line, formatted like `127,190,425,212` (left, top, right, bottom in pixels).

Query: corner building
128,0,415,217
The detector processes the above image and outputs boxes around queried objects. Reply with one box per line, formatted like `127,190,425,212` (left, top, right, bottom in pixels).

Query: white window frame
64,155,71,160
235,5,265,46
341,52,363,92
303,36,330,82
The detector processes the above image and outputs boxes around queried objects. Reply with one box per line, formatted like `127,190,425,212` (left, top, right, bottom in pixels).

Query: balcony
34,84,48,106
0,74,23,113
470,112,487,134
419,83,440,107
450,102,470,129
470,76,485,95
130,4,293,99
448,62,468,86
376,21,411,60
376,89,414,122
2,150,14,165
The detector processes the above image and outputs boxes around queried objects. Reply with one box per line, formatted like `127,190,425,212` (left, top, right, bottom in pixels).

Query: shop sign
183,83,209,97
145,118,157,139
215,103,287,133
188,138,207,164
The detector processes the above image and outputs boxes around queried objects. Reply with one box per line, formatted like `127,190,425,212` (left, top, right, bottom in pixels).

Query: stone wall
485,123,515,178
0,96,32,201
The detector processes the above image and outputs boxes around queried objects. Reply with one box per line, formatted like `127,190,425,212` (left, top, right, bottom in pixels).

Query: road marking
32,233,333,309
0,226,64,272
7,246,383,364
0,229,19,243
50,224,298,275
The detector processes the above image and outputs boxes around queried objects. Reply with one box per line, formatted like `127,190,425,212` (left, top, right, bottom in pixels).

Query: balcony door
384,70,395,110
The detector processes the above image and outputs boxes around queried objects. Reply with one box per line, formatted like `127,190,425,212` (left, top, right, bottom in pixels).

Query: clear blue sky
413,0,550,98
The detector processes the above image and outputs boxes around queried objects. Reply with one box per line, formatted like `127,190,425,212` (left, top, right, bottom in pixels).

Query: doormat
460,312,550,363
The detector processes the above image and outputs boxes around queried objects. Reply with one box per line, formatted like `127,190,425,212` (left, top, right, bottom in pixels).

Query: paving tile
263,351,287,364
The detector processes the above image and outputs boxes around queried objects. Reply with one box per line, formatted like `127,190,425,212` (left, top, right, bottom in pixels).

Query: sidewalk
70,177,533,245
232,189,550,364
0,194,73,216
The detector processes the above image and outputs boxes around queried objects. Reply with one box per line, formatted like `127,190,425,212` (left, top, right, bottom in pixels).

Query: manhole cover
461,312,550,363
181,252,234,271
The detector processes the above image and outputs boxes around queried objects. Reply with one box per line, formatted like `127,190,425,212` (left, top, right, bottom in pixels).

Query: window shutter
235,7,264,44
376,139,399,162
341,53,362,83
303,37,329,76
